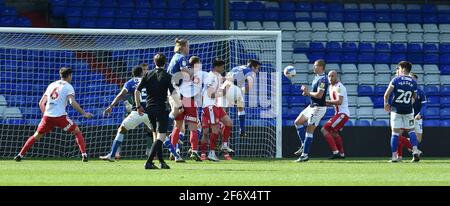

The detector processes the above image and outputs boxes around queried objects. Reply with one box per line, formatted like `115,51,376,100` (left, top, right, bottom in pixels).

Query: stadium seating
229,1,450,127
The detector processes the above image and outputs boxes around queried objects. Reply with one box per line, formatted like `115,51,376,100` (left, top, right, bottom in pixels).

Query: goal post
0,28,282,159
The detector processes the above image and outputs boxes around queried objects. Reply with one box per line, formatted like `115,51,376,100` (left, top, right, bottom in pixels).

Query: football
283,65,296,78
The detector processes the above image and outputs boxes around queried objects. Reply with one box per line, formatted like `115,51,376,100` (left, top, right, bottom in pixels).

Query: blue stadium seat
407,43,422,53
372,120,388,127
440,65,450,75
15,17,32,27
423,13,438,23
149,9,166,19
375,53,391,64
328,12,344,21
230,11,246,21
282,84,291,95
264,10,280,21
423,54,439,64
424,43,439,53
134,8,150,19
344,120,353,127
307,52,326,62
66,17,81,27
117,8,134,18
372,96,384,108
407,53,423,64
341,53,358,63
230,2,248,10
135,0,150,7
280,1,295,11
423,119,440,127
439,13,450,23
326,52,341,63
424,107,440,119
51,5,65,17
406,13,421,23
296,2,312,11
440,43,450,53
359,43,375,52
279,11,296,21
100,0,117,7
424,85,439,95
323,108,335,119
288,109,300,119
198,20,214,29
440,119,450,127
358,52,375,63
185,0,200,9
355,120,371,126
1,7,17,16
95,18,114,28
344,12,359,22
199,0,214,10
342,42,358,53
167,10,183,19
309,42,325,52
326,42,342,52
376,12,391,22
82,7,98,17
375,43,390,53
131,19,148,29
291,84,301,94
65,7,81,17
151,0,167,9
290,95,307,107
247,11,263,21
182,20,198,29
391,13,406,23
358,85,374,96
440,96,450,107
374,86,388,96
361,12,376,22
79,18,96,28
293,42,309,53
440,86,450,96
312,2,328,11
391,43,407,53
391,53,406,64
114,18,130,29
98,8,116,18
427,96,440,107
440,54,450,65
441,108,450,119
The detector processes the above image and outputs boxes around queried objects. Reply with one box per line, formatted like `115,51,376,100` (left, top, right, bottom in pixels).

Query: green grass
1,158,450,186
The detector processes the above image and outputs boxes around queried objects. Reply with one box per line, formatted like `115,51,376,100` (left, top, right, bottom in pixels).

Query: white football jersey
329,82,350,116
43,80,75,117
202,71,222,107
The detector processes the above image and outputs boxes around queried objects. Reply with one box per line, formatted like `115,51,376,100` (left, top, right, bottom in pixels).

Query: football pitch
1,158,450,186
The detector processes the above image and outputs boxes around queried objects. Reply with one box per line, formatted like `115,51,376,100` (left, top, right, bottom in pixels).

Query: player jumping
293,59,329,162
321,70,349,159
14,67,93,162
384,61,421,163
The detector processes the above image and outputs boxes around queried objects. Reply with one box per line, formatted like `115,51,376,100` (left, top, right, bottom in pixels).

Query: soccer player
397,72,426,160
201,58,233,161
384,61,421,163
137,53,182,169
321,70,349,159
225,59,261,139
166,38,200,162
293,59,329,162
100,65,178,161
14,67,93,162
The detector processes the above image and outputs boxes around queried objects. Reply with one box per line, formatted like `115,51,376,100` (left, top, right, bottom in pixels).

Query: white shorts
121,111,151,130
390,112,415,129
414,119,423,134
299,105,327,126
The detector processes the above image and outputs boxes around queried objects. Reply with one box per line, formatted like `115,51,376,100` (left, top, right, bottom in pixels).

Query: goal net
0,28,282,159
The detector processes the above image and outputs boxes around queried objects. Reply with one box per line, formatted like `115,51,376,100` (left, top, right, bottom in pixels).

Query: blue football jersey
124,77,147,109
390,75,417,114
228,65,256,88
167,53,188,75
413,88,427,116
310,73,329,106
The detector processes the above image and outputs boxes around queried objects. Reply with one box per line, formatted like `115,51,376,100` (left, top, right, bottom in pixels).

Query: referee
135,53,181,170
